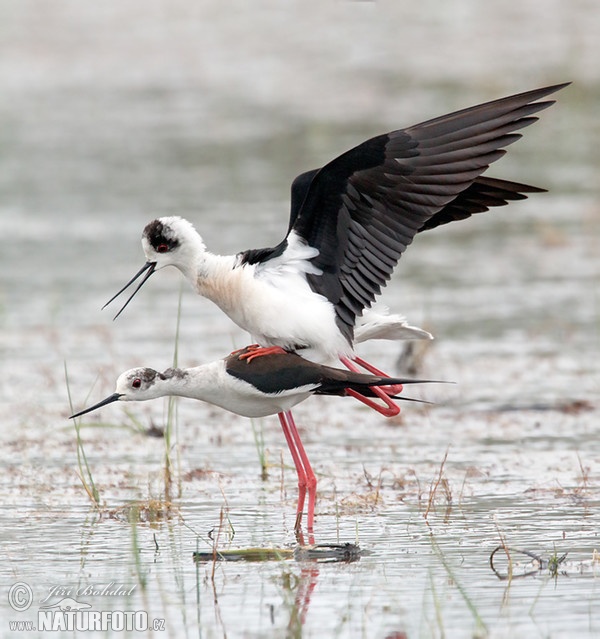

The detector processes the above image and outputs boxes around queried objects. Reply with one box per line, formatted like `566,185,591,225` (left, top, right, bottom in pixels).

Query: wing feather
238,84,567,343
285,83,567,342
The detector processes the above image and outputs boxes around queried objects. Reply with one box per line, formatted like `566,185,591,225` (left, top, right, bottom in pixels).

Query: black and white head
141,216,205,275
69,368,168,419
104,216,205,318
113,367,167,400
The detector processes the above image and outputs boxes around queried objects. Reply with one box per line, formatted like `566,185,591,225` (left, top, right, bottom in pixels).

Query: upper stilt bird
105,83,568,414
70,346,437,533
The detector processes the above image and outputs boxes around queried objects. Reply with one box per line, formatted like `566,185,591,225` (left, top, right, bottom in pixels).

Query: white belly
203,379,314,418
241,284,347,361
199,259,351,362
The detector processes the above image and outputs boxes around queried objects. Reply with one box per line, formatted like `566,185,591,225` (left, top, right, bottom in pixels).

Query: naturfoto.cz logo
7,581,165,633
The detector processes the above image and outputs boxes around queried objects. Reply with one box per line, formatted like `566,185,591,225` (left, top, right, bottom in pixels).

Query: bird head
69,368,166,419
103,216,205,319
141,216,205,275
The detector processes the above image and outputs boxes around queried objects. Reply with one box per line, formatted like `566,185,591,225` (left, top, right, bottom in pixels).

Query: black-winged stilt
105,83,567,413
70,346,438,533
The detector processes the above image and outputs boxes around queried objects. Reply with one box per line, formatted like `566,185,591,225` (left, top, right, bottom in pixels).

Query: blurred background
1,0,597,397
1,2,599,637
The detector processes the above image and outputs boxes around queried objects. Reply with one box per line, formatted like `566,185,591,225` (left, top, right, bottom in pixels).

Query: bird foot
230,343,260,356
340,356,402,416
345,387,401,417
350,356,403,395
238,344,288,364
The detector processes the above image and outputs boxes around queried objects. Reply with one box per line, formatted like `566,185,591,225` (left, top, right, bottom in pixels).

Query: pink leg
278,412,307,527
340,356,401,418
351,355,404,395
284,411,317,534
278,411,317,538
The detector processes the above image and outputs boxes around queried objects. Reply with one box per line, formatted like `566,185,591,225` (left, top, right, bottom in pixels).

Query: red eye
132,378,142,389
157,244,169,253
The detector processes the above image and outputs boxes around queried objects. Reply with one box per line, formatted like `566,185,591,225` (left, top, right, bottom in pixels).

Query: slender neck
194,253,240,309
175,233,213,283
167,235,236,302
156,361,226,403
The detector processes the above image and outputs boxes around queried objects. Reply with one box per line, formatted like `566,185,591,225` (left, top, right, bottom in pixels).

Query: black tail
316,372,447,398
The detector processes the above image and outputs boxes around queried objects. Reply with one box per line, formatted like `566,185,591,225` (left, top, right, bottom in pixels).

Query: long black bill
70,393,123,419
103,261,156,320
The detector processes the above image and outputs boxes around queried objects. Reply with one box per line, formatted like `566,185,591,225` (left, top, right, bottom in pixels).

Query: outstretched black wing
282,83,567,343
291,172,545,234
418,176,545,231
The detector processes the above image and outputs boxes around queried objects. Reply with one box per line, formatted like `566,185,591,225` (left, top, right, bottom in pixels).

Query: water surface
1,1,599,637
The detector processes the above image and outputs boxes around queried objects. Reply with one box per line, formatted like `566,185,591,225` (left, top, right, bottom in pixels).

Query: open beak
103,261,156,320
70,393,123,419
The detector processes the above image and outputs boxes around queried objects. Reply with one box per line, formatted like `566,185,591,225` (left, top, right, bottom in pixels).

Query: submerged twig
489,546,569,580
193,542,363,563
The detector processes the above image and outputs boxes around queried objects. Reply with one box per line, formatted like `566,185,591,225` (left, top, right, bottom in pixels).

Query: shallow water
1,1,599,637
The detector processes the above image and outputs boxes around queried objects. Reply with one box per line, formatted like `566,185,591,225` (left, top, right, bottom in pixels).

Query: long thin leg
351,355,404,395
340,356,401,417
278,412,307,527
283,410,317,534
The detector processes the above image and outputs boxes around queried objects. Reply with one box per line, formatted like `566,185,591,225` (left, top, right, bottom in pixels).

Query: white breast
196,234,351,362
183,362,316,417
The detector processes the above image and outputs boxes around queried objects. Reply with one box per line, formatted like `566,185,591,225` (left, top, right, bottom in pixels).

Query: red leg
284,410,317,535
340,356,401,417
278,411,317,538
239,345,288,363
344,388,400,417
278,412,307,528
351,355,404,395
